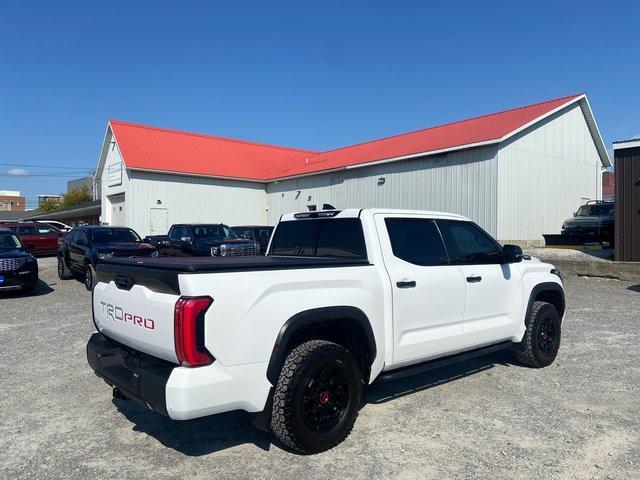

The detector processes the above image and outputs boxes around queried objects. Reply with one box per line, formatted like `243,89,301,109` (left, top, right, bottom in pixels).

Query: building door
150,208,168,235
109,194,126,226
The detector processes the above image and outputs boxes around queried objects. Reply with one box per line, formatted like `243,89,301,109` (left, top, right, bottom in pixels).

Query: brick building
0,190,25,212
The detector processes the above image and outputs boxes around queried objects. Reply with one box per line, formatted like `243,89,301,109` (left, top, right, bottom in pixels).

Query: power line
0,162,94,171
0,173,86,178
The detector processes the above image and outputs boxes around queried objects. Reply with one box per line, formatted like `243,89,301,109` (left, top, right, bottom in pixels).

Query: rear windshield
269,218,367,259
193,225,237,240
90,228,141,243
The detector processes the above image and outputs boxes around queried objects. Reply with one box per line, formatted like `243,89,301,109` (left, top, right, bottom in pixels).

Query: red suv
7,222,62,255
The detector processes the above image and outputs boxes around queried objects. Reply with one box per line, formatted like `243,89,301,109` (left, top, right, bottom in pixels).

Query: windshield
192,225,238,240
576,204,614,217
0,232,22,250
90,228,141,243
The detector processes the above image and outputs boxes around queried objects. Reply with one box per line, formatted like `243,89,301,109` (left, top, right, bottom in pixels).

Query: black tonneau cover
102,255,370,272
96,256,371,294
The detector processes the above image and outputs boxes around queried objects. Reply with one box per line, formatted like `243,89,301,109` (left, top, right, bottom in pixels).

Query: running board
377,341,513,382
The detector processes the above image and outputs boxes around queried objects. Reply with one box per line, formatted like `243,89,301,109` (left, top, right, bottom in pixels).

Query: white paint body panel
93,281,180,363
373,213,466,364
458,263,524,348
91,208,564,419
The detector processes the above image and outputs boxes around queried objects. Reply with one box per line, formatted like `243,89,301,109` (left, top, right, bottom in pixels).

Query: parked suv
6,221,62,255
87,209,564,453
232,225,274,253
58,226,157,290
561,200,615,245
144,223,259,257
37,220,72,233
0,228,38,293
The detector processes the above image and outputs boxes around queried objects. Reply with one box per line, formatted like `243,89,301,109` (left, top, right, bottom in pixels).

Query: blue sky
1,1,638,208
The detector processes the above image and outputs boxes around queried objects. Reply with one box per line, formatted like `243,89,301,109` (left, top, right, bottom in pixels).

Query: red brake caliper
319,390,331,405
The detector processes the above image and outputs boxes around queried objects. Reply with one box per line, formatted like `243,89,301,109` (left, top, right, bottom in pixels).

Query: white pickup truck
87,208,565,453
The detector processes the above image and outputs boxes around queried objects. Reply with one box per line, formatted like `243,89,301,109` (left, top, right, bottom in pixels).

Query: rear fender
265,306,377,385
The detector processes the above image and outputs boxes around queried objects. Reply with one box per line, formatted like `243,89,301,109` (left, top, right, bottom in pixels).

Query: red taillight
174,296,214,367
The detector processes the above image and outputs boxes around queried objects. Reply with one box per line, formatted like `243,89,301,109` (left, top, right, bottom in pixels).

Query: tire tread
270,340,361,454
514,300,560,368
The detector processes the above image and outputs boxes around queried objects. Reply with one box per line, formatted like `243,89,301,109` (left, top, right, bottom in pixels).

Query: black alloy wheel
537,316,557,355
300,364,350,433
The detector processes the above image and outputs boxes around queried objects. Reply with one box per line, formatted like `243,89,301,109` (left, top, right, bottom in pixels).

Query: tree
37,197,61,213
37,186,92,212
60,186,92,208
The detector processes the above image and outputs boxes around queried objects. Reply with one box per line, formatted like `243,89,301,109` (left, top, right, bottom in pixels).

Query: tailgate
93,280,180,364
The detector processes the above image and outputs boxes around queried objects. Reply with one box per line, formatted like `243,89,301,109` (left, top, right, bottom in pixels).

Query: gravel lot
1,257,639,479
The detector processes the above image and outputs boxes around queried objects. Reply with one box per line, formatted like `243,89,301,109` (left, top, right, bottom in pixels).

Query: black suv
0,228,39,293
561,200,615,245
58,226,157,290
144,224,259,257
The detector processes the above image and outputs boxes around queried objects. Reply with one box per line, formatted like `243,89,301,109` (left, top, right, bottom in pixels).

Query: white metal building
95,93,610,245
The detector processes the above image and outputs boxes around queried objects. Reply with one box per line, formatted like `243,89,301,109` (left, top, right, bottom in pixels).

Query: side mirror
77,239,86,247
503,244,524,263
181,236,193,244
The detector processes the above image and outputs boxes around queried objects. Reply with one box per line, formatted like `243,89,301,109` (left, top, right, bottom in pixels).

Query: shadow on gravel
627,284,640,293
365,350,515,405
113,400,274,455
0,279,54,298
111,350,518,456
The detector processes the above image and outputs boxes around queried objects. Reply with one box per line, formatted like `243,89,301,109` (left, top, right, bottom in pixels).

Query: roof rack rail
294,210,341,219
585,199,613,205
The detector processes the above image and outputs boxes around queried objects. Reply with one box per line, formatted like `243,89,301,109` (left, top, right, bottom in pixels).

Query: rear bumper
87,332,272,420
87,332,172,416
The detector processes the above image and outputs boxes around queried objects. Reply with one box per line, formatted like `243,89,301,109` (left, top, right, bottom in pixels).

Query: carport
24,200,101,226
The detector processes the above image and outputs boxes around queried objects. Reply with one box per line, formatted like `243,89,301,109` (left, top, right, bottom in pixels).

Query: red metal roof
109,121,315,181
110,94,583,181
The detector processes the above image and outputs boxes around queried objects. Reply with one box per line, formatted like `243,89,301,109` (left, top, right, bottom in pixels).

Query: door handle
466,276,482,283
396,280,416,288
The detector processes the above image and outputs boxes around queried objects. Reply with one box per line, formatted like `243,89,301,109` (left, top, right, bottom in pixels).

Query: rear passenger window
18,226,36,235
436,220,503,265
385,218,448,266
36,226,54,235
75,231,88,245
270,218,367,259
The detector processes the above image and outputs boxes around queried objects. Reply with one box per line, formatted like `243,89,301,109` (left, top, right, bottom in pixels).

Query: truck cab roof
280,208,470,222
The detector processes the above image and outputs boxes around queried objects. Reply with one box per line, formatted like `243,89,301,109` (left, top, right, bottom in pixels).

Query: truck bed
96,256,371,294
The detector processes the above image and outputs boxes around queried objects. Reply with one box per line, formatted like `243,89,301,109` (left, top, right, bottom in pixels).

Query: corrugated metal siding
267,146,499,236
128,171,267,237
496,102,602,242
100,131,130,226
